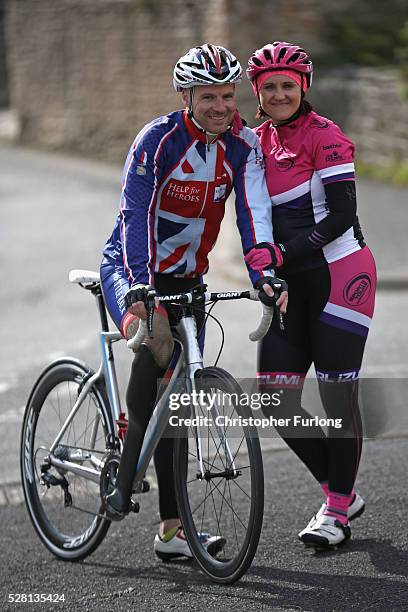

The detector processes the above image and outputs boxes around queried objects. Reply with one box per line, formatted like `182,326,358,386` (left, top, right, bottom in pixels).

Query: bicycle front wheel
20,358,114,560
174,366,264,584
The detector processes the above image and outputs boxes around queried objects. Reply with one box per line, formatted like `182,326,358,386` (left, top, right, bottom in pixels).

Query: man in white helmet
100,44,287,559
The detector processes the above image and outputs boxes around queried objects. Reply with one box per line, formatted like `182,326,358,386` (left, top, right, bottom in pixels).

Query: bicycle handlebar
248,303,274,342
126,288,278,351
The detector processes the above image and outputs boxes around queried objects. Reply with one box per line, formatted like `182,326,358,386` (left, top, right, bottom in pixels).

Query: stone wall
3,0,333,159
5,0,212,159
4,0,408,165
225,0,326,118
0,0,9,107
309,68,408,166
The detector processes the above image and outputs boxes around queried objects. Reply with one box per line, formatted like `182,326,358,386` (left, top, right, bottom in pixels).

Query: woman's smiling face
259,74,302,123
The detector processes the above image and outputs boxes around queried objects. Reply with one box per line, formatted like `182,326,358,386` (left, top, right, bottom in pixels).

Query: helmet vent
173,44,242,91
288,52,300,63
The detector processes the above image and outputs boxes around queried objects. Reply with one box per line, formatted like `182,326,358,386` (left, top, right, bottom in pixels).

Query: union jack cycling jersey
103,110,273,287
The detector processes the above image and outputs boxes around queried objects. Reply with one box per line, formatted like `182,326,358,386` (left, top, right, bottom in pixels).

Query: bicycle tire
173,366,264,584
20,358,114,561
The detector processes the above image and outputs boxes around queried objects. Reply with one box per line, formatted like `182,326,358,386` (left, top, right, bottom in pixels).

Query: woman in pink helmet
244,42,376,549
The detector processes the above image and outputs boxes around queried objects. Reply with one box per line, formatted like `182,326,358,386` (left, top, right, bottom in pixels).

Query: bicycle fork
177,316,238,480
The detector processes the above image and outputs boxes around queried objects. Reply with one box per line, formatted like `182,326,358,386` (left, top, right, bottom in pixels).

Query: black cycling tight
258,254,375,495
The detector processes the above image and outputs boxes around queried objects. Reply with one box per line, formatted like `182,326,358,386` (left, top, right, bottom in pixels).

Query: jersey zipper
198,136,213,217
274,124,287,153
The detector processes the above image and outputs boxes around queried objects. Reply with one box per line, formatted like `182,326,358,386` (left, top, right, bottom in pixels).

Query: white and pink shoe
298,493,365,540
300,514,351,548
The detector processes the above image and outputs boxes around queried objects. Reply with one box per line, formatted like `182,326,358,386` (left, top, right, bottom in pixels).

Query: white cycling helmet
173,44,242,91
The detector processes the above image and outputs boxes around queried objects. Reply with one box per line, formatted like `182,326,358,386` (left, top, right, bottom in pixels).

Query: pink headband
253,69,306,94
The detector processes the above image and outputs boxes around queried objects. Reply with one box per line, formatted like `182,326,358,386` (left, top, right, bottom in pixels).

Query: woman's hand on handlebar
256,277,288,314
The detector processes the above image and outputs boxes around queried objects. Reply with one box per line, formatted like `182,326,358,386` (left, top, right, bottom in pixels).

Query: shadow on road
82,538,408,611
310,537,408,577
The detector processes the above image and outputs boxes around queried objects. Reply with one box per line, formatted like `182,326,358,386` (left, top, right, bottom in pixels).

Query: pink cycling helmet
246,42,313,90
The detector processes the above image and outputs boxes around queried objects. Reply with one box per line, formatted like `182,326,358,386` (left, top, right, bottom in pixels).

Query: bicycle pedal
129,499,140,513
133,479,150,494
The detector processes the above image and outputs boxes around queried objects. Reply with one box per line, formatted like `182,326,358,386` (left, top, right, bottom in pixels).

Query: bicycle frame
47,271,277,494
48,331,121,484
47,295,237,491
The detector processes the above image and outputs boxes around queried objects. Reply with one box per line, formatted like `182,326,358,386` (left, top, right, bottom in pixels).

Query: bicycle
20,268,281,584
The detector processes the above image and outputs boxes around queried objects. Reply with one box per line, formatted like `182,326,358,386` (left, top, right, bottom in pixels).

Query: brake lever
270,279,286,332
146,290,156,339
276,305,285,331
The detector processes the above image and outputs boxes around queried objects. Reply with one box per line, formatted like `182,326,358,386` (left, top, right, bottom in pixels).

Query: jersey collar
270,111,308,135
183,110,222,144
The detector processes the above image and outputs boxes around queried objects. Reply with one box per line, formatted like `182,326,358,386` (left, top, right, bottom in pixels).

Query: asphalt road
1,438,407,612
1,144,408,611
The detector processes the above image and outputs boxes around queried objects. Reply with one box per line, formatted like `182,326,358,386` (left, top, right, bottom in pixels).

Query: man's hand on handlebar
124,284,158,320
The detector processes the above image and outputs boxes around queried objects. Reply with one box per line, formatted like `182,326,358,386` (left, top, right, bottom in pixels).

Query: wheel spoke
230,477,252,501
228,479,239,553
208,475,249,532
199,479,209,536
231,435,246,464
208,481,223,541
190,479,217,517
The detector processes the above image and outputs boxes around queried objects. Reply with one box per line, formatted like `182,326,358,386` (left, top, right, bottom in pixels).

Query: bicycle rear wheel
174,366,264,584
20,358,114,560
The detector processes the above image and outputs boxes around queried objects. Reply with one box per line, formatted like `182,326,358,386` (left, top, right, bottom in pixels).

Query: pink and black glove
244,242,285,271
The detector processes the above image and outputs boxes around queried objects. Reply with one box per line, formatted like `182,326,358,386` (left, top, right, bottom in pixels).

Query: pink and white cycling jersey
254,111,364,270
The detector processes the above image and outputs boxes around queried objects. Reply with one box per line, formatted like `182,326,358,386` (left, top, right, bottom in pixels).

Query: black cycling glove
124,284,155,309
254,276,288,307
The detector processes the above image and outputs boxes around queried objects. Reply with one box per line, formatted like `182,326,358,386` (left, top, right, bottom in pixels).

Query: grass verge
356,160,408,186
